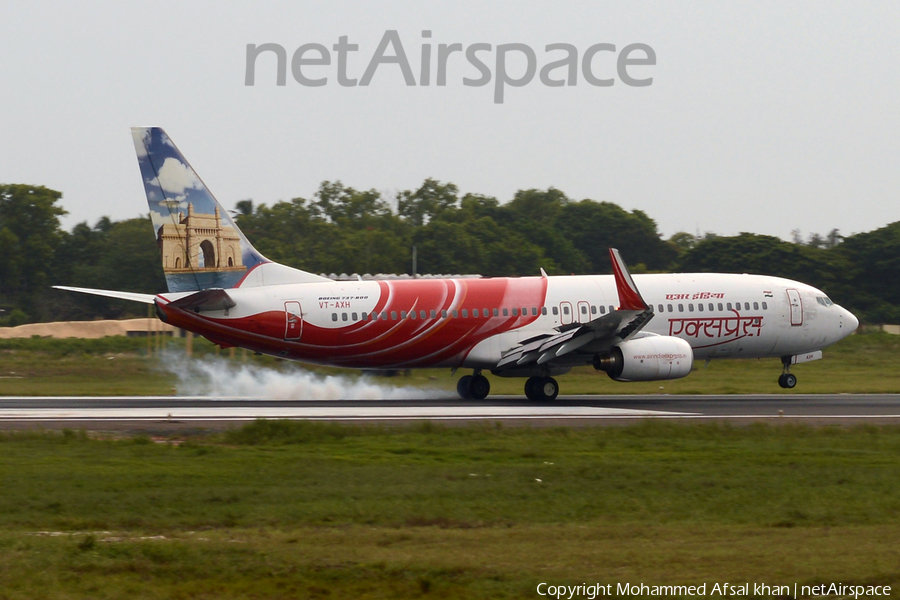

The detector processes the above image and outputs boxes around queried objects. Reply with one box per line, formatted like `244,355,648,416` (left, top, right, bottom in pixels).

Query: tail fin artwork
132,127,329,293
132,127,264,292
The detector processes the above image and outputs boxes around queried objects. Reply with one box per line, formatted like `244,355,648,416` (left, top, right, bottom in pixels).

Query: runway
0,394,899,429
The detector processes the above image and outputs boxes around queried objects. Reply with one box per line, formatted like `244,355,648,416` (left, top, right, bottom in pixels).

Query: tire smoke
162,352,446,400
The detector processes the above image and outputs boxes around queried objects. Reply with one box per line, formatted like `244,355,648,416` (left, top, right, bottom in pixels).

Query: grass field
1,331,898,396
0,420,898,598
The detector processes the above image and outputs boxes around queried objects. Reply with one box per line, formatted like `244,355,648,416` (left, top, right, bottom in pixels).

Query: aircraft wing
494,249,654,371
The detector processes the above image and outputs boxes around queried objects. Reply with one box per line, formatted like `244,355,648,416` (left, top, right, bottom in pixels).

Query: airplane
56,128,859,400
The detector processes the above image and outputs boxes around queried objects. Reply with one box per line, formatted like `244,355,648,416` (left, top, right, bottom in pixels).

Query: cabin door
284,301,303,340
786,289,803,326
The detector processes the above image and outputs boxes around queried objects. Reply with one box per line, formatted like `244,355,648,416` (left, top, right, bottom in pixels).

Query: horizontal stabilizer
167,288,236,312
53,286,157,304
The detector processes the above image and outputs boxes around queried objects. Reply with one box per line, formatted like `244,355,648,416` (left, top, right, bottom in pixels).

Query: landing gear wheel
539,377,559,401
468,374,490,400
525,376,559,401
457,375,473,399
778,357,798,389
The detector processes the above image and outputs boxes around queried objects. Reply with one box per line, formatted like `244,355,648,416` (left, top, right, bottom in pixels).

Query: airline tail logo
132,128,268,292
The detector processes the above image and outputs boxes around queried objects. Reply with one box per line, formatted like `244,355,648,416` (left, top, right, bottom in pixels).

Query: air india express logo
664,291,763,348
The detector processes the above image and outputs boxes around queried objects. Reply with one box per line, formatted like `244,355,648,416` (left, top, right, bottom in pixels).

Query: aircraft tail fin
132,127,330,293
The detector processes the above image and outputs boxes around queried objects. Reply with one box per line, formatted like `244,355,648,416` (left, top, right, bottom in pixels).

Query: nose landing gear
778,357,797,389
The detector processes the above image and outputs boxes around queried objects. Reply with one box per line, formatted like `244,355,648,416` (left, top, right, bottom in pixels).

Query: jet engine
593,336,693,382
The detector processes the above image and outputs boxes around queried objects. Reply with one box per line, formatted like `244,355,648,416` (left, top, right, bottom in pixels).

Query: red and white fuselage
155,270,857,371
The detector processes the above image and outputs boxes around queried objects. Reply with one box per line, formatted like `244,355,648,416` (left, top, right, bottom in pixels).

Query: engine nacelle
593,336,694,382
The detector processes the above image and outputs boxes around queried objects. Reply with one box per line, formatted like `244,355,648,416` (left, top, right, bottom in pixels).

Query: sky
1,1,898,243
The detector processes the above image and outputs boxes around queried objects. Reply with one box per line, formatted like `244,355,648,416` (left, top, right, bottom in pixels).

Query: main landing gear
778,357,797,389
457,371,490,400
455,371,560,402
525,376,559,402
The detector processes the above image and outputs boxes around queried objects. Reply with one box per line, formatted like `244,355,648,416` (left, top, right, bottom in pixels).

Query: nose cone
839,306,859,340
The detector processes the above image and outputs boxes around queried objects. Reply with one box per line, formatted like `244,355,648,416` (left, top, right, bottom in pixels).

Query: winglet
609,248,648,311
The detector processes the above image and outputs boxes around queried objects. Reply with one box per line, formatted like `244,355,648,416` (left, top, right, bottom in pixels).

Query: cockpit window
816,296,834,307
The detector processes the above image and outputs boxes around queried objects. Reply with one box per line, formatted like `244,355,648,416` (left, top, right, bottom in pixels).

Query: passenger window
563,306,570,315
342,313,348,321
452,310,458,318
753,302,759,310
744,302,750,310
503,308,509,316
552,307,559,315
689,304,694,312
540,307,547,315
717,303,723,311
400,311,407,319
512,308,518,316
332,313,338,321
420,310,426,319
678,304,684,312
381,311,388,320
580,305,587,314
441,310,447,318
352,312,358,321
462,309,468,318
360,312,366,320
609,305,615,313
430,310,436,318
726,303,732,311
657,304,664,313
493,308,499,317
762,302,768,310
697,304,703,312
391,311,397,320
599,306,606,314
667,304,673,312
591,306,597,315
473,309,479,318
410,311,417,320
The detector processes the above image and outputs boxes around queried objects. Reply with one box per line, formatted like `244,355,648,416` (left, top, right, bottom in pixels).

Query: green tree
676,233,854,311
557,200,675,273
398,178,459,227
0,184,67,320
834,222,900,323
